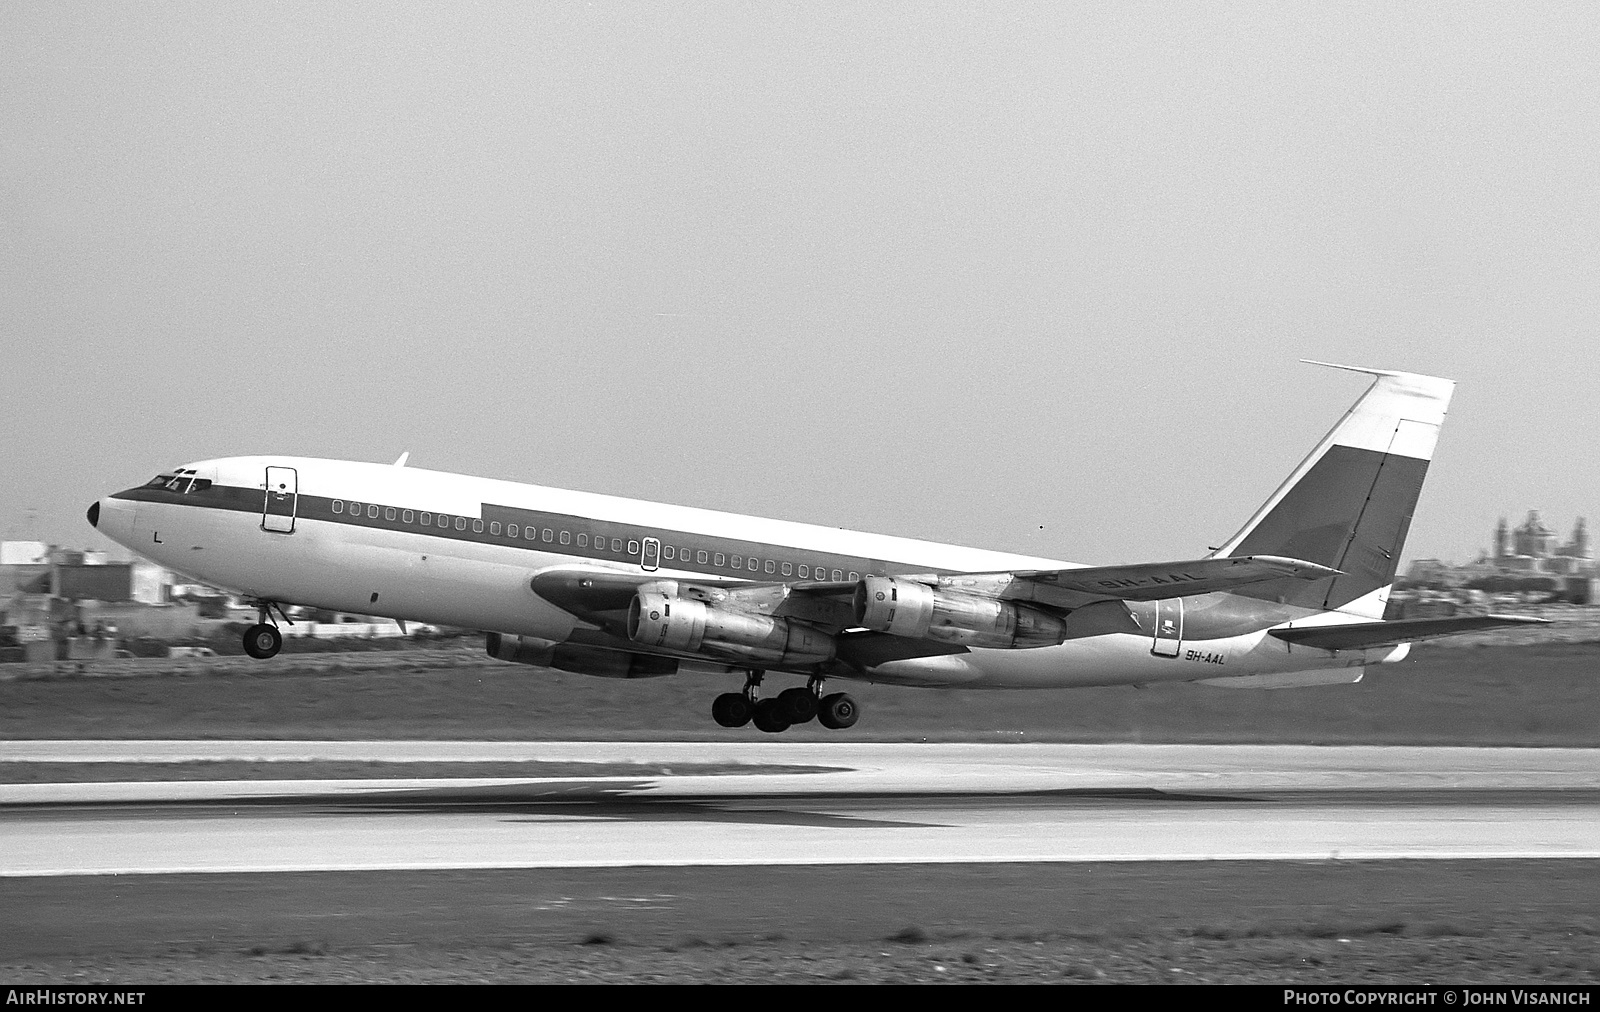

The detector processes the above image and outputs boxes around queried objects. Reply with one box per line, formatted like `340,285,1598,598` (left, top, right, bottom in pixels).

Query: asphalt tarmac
4,743,1598,875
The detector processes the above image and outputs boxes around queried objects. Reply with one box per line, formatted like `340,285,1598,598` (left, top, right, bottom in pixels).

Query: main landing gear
712,671,859,733
241,602,286,660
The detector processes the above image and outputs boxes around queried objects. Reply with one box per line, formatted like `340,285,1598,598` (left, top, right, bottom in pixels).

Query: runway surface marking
3,742,1597,876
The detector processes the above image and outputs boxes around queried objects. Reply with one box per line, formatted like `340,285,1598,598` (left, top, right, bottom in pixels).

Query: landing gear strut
710,672,858,732
242,602,285,660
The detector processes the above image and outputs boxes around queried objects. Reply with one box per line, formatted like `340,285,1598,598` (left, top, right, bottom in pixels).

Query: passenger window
730,555,740,569
832,569,843,581
402,510,413,523
545,529,554,543
596,532,608,548
781,562,792,576
368,505,379,519
455,517,467,531
560,531,570,545
490,522,501,535
748,557,758,570
349,502,361,515
664,546,675,560
628,539,640,555
696,550,708,564
848,572,859,581
765,560,775,574
507,524,518,537
612,538,623,552
385,507,396,521
525,527,537,540
577,533,588,547
714,553,725,566
333,501,344,514
798,565,808,578
472,519,483,533
420,512,431,525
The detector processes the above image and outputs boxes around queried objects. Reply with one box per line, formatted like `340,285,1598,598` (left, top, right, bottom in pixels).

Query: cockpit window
145,474,212,494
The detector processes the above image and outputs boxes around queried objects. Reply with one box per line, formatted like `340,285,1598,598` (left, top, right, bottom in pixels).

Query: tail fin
1213,363,1455,618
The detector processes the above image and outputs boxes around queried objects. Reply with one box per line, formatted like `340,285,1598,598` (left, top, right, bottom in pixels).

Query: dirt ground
2,641,1596,745
3,862,1598,984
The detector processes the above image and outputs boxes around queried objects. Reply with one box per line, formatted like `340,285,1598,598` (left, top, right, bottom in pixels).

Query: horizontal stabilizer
1269,614,1550,651
1007,555,1341,605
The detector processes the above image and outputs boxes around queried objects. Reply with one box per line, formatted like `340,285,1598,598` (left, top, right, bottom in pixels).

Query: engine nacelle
627,591,835,666
485,633,677,678
853,576,1066,648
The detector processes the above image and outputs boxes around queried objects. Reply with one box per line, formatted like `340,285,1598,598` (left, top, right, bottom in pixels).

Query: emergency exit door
262,466,298,534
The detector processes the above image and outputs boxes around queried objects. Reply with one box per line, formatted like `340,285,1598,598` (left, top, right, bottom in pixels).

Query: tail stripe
1216,366,1454,619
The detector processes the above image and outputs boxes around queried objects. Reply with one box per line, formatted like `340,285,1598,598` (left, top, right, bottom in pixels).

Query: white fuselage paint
97,455,1390,691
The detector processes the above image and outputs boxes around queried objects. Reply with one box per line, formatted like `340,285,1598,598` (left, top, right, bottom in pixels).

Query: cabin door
261,466,298,534
1151,597,1183,657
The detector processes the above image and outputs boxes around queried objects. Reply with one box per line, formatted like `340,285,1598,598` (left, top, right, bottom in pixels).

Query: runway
5,742,1599,876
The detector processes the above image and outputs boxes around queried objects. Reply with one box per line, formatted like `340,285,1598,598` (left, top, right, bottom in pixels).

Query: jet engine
485,633,678,678
627,591,835,666
853,576,1066,648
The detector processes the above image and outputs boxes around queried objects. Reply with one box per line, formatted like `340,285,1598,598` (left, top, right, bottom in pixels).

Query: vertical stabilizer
1214,363,1455,618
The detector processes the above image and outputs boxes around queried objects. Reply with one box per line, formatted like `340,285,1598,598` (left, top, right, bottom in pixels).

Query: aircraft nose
86,500,101,528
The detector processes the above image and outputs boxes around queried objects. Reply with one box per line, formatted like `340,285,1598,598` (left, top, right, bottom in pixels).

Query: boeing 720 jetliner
86,363,1542,731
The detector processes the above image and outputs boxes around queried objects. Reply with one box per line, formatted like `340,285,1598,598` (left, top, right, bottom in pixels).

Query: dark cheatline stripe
1228,445,1430,610
110,483,935,583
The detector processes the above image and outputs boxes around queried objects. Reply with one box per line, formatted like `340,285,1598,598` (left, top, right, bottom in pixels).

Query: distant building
1404,512,1595,602
2,542,186,660
1488,511,1592,576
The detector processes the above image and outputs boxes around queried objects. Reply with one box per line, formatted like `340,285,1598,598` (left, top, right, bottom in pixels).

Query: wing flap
1269,614,1550,651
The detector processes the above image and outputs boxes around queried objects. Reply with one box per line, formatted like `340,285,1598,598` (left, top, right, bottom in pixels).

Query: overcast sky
4,3,1597,567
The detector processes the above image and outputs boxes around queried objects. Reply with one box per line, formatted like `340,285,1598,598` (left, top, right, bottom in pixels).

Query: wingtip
1300,359,1405,378
1299,359,1456,388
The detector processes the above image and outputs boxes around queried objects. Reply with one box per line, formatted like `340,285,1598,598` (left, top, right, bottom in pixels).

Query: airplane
85,362,1543,732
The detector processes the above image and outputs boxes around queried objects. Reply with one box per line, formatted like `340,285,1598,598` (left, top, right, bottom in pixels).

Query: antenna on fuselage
393,452,410,467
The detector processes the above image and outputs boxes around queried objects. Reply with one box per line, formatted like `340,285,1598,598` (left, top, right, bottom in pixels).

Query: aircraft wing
531,555,1340,630
988,555,1342,609
1269,614,1551,651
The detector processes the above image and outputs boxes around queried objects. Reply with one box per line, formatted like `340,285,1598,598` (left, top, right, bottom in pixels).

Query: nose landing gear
241,601,288,659
711,671,858,732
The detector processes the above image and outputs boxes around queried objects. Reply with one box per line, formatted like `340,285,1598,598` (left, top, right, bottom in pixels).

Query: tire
751,697,791,734
817,692,859,730
712,692,752,728
242,623,282,660
776,686,818,724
